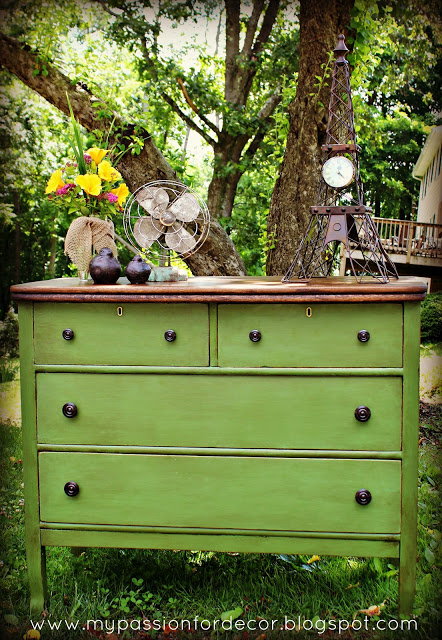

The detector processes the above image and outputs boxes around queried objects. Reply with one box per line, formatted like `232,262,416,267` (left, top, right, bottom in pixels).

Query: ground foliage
420,294,442,344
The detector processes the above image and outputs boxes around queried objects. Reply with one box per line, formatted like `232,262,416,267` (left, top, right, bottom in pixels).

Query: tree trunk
13,190,20,283
266,0,354,275
0,32,247,276
207,146,245,219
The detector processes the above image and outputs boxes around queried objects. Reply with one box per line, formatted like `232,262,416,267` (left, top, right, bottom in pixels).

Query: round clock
322,156,355,189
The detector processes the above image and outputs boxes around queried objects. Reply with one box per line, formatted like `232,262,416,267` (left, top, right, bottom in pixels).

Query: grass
0,411,440,640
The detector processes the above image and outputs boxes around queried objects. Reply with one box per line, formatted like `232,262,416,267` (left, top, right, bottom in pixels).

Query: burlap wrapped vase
64,216,118,280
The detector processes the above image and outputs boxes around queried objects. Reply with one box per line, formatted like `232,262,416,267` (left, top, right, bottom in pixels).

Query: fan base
149,266,188,282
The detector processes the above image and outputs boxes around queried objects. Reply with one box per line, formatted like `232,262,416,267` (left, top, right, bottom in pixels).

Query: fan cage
123,180,210,266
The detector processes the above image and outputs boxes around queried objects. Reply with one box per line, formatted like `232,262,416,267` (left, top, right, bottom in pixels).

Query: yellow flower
98,160,122,182
45,169,65,194
75,174,102,196
111,183,129,206
23,631,41,640
87,147,109,164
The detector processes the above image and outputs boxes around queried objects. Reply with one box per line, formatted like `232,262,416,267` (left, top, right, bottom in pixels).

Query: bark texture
0,32,246,276
206,0,282,218
266,0,354,275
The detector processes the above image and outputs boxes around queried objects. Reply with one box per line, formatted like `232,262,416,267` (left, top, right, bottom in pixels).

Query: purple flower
55,183,76,196
106,193,119,203
84,154,92,164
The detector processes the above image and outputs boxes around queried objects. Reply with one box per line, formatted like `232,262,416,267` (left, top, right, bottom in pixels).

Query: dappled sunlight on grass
0,379,21,423
420,343,442,405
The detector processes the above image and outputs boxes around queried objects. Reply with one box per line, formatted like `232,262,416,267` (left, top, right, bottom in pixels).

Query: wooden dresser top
11,276,427,303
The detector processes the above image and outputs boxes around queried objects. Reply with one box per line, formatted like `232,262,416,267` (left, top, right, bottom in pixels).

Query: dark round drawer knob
355,405,371,422
62,328,75,341
164,330,176,342
357,330,370,343
249,330,262,342
62,402,78,418
355,489,372,505
64,481,79,497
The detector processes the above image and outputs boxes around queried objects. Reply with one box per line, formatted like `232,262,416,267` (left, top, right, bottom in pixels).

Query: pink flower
106,192,119,203
84,154,92,164
55,183,76,196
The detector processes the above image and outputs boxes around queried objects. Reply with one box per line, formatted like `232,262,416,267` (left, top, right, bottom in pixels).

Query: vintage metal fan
123,181,210,279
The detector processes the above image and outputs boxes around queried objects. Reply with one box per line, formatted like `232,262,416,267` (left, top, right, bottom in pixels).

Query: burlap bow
64,216,118,272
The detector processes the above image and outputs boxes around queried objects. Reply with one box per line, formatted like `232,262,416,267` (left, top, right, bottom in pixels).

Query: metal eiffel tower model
282,35,398,283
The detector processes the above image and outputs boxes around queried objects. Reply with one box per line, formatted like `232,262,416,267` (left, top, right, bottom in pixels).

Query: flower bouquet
45,105,129,280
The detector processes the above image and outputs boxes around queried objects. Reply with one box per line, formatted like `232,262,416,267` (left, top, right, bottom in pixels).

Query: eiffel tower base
282,211,399,283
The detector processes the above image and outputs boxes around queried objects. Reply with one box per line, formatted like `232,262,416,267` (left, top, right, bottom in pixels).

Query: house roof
413,125,442,179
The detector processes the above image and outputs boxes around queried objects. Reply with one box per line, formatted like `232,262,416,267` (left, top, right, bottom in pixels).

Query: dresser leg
398,542,417,618
28,544,47,616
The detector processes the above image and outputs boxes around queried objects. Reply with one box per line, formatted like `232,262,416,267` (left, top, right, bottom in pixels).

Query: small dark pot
126,255,152,284
89,248,121,285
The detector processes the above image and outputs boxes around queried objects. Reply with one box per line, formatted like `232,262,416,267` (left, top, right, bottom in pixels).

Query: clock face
322,156,355,189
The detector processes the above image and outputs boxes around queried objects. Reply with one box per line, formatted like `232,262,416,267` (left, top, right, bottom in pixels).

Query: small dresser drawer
37,373,402,451
218,303,403,368
39,453,401,533
34,303,209,366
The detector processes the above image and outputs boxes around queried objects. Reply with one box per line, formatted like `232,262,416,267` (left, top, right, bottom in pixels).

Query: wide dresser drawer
39,453,401,533
34,303,209,366
37,373,402,450
218,303,403,367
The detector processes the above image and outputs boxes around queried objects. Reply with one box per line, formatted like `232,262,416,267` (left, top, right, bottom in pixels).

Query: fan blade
169,192,200,222
134,217,165,248
135,187,169,219
165,223,197,254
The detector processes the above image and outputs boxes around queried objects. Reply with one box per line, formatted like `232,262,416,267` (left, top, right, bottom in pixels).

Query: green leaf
424,547,435,565
220,607,243,622
373,557,383,574
4,614,18,626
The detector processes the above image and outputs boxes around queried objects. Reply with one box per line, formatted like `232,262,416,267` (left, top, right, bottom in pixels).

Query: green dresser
11,275,426,616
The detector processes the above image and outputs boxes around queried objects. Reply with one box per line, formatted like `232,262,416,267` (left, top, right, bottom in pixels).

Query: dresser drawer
39,453,401,533
37,373,402,451
34,303,209,366
218,303,403,368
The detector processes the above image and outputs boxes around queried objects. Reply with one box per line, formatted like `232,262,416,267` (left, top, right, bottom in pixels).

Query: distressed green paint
39,522,400,540
40,529,399,558
35,364,405,375
209,303,218,366
218,303,403,368
39,453,401,533
37,374,402,451
399,302,421,616
34,303,209,366
18,304,47,615
37,445,403,459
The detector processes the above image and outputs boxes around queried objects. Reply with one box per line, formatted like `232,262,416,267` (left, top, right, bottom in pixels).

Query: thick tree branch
224,0,240,102
243,89,282,162
257,86,282,120
241,0,281,102
176,77,221,136
161,91,215,147
94,0,121,19
0,31,247,276
240,0,266,59
140,36,216,146
252,0,281,57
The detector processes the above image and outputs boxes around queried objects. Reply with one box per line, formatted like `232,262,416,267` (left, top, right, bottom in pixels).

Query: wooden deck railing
372,217,442,261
